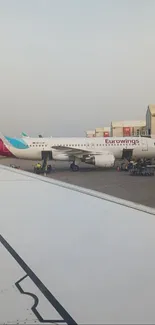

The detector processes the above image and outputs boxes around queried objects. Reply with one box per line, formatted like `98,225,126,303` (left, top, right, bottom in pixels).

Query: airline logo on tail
0,133,29,157
5,136,29,149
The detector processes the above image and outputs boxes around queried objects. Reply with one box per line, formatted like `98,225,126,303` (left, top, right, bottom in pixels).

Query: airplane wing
51,145,108,157
52,145,91,155
1,164,155,324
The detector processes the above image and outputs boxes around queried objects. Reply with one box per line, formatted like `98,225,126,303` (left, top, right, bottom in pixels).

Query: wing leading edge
51,145,112,158
0,165,155,324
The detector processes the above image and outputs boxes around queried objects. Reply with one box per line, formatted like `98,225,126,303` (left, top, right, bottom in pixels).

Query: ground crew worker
44,164,48,176
36,162,41,169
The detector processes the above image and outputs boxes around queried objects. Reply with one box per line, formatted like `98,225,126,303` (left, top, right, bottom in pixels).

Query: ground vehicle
34,163,52,174
130,164,154,176
10,164,20,169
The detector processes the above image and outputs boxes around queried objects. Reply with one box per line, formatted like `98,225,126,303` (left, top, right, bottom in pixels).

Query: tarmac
1,157,155,208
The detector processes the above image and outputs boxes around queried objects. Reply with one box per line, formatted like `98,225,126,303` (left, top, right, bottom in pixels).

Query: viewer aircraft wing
0,164,155,324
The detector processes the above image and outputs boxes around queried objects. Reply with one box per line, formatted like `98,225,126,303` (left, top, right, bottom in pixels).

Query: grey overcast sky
0,0,155,136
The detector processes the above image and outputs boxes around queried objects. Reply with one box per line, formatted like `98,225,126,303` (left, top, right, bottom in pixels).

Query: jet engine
84,154,115,168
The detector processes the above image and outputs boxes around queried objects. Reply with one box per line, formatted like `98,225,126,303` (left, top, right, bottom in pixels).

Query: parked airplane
1,163,155,324
0,134,155,171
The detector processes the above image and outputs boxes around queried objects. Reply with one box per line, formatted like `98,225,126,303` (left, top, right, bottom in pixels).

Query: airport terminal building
111,120,146,137
86,104,155,138
146,105,155,136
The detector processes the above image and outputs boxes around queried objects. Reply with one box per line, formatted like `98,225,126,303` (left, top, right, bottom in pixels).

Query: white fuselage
5,136,155,162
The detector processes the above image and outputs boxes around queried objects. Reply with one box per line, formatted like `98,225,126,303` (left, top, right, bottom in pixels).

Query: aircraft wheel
70,163,79,171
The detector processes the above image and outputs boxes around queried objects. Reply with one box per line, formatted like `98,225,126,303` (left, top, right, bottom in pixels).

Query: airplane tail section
0,132,15,157
0,132,11,148
0,132,29,153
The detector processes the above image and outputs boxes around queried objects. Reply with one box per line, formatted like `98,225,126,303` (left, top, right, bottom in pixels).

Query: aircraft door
86,142,95,150
141,137,148,151
90,142,95,149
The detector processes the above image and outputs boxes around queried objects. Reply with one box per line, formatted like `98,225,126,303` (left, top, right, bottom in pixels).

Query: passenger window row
30,144,47,147
29,142,140,148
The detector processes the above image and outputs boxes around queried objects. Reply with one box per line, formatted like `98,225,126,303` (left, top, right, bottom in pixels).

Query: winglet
21,132,29,138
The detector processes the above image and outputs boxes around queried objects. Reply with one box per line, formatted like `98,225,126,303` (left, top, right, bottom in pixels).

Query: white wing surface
51,145,110,157
0,164,155,324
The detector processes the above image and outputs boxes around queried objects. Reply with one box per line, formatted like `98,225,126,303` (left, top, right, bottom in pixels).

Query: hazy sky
0,0,155,136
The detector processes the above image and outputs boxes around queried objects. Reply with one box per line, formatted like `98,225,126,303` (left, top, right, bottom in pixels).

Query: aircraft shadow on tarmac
48,167,117,173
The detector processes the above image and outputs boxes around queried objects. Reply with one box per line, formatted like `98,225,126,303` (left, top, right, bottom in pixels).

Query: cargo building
95,127,111,137
111,120,146,137
146,105,155,136
85,130,95,138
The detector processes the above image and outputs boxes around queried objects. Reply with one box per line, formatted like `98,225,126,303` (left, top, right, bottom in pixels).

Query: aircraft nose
0,138,13,157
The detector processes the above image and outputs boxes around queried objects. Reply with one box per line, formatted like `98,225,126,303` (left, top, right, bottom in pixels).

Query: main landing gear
70,162,80,172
